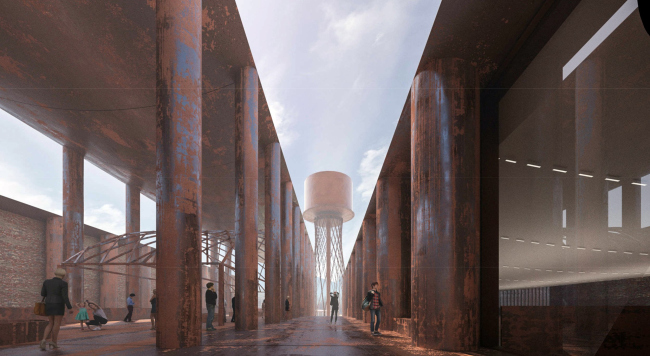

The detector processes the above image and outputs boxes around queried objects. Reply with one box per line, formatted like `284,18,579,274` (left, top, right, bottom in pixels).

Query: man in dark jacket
205,283,217,331
365,282,383,335
329,292,339,324
285,295,291,314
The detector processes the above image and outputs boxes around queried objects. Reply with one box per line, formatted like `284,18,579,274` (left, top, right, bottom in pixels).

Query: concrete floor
0,317,513,356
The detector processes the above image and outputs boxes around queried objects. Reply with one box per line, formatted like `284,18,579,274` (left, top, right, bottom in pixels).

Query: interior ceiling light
579,173,594,178
605,177,620,182
505,159,517,164
632,182,647,186
527,163,541,168
552,168,567,173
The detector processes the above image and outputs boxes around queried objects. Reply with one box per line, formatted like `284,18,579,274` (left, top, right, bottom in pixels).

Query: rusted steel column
45,217,63,279
217,262,225,326
235,66,259,331
350,251,355,318
125,185,141,305
362,217,376,323
155,0,202,348
264,142,282,324
354,239,363,320
299,220,306,317
376,176,410,331
281,182,293,319
100,234,119,308
292,205,301,318
411,58,479,351
63,146,84,304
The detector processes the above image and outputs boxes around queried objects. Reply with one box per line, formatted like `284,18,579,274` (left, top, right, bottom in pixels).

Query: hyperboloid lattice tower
304,171,354,317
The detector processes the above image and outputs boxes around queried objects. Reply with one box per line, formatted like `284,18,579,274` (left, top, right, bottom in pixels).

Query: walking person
231,296,236,322
205,283,217,331
124,293,135,322
74,301,89,330
149,289,157,330
285,295,291,316
365,282,383,335
85,301,108,331
261,299,265,320
39,268,73,350
329,292,339,324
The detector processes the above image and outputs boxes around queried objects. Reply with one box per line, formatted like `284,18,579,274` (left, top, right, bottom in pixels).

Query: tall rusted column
411,58,479,351
354,239,363,320
63,146,84,304
299,220,306,317
264,142,282,324
376,176,410,331
45,217,63,279
292,205,301,318
350,252,355,318
217,262,225,326
155,0,202,348
100,234,119,308
281,182,293,320
235,66,259,331
125,185,141,303
362,217,376,323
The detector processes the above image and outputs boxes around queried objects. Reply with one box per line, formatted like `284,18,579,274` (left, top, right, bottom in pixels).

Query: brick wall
0,209,46,308
82,235,100,303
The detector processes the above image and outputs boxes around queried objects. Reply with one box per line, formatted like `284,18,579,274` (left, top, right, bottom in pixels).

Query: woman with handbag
39,268,73,350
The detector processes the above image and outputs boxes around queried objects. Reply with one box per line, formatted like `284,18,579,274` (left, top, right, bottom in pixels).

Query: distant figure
149,289,157,330
365,282,383,336
39,268,73,350
231,296,236,322
329,292,339,324
124,293,136,322
261,299,266,320
205,283,217,331
85,301,108,330
75,301,89,330
285,296,291,313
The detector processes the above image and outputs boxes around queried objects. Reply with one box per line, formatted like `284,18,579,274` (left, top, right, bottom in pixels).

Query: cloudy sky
0,0,439,264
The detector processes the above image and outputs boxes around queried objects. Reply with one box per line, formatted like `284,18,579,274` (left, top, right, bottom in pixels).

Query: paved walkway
0,317,513,356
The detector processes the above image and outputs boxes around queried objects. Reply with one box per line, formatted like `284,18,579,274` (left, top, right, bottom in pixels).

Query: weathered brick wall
82,235,100,304
0,209,46,308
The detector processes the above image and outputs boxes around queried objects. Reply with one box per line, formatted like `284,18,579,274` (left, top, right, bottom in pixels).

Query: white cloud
356,146,388,201
0,162,62,215
85,204,124,235
268,100,299,147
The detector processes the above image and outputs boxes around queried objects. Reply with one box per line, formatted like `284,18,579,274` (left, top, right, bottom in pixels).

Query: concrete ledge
0,320,48,346
394,318,411,337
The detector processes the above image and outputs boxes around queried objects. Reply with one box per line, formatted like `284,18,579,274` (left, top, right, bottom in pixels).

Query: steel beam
264,142,282,324
354,239,363,320
155,0,202,348
411,58,479,351
125,184,141,305
45,217,63,281
376,176,410,331
235,66,259,331
281,182,293,320
63,146,84,304
362,216,376,323
218,262,225,326
299,220,306,317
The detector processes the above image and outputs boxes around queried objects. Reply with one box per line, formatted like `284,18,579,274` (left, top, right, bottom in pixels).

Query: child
75,302,89,330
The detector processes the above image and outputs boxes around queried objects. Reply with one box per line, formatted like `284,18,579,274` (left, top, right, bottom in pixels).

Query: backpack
361,296,370,311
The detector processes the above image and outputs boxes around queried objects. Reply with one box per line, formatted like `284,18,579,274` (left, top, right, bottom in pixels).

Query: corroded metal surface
355,239,363,321
376,176,410,332
62,146,84,304
281,182,293,320
125,185,140,301
45,217,63,280
292,205,301,317
264,142,281,324
234,66,259,331
362,216,376,324
155,0,202,348
411,58,479,351
299,220,305,317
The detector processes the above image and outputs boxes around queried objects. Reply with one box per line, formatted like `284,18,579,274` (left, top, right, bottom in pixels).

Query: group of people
328,281,383,336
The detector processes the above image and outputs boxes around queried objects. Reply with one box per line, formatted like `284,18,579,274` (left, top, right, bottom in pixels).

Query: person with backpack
364,282,383,335
329,292,339,324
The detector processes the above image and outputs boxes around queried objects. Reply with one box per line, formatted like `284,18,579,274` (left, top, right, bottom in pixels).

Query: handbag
34,297,46,316
361,297,370,311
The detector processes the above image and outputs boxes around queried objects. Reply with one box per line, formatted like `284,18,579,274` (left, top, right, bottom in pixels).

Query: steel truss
314,215,344,316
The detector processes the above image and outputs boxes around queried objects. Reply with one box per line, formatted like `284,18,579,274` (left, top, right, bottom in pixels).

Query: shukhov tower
304,171,354,317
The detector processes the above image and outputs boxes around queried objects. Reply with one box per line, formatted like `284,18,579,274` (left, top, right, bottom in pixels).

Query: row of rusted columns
343,58,483,352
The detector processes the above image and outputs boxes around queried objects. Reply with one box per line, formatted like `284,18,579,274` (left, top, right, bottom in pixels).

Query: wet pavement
0,317,514,355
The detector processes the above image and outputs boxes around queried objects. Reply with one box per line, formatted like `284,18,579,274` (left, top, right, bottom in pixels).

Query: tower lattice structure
314,215,344,316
